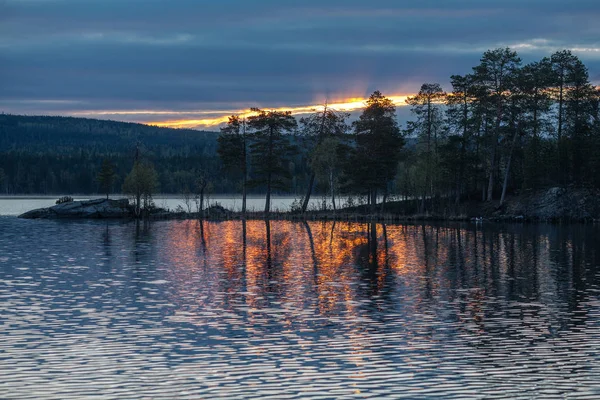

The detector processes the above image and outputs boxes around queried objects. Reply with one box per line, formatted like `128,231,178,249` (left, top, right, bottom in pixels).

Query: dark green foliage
472,47,522,201
444,74,482,204
298,105,350,212
0,168,5,194
2,46,599,211
217,116,246,170
97,159,116,199
512,59,553,190
55,196,73,204
548,50,597,185
406,83,446,212
347,91,404,209
0,114,222,194
122,160,159,215
401,47,599,215
217,115,248,213
247,109,298,213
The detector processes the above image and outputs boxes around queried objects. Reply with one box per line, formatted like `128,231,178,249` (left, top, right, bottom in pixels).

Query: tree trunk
242,118,247,216
301,172,315,213
370,189,377,214
487,102,503,202
455,174,461,206
380,190,388,213
242,174,247,216
242,154,247,216
329,170,336,212
265,126,273,215
264,173,271,214
457,96,468,206
487,142,498,202
557,79,565,185
531,103,539,189
500,127,519,206
136,190,141,217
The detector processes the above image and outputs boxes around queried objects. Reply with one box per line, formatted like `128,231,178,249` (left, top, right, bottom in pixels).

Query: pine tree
122,161,159,216
97,159,116,199
0,168,6,194
517,59,553,189
247,109,297,215
350,91,404,212
299,104,349,212
445,74,478,204
473,48,521,201
217,115,248,214
406,83,447,212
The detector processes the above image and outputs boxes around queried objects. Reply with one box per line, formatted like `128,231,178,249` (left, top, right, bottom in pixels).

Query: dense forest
0,114,217,194
0,115,314,195
217,48,600,214
1,47,599,215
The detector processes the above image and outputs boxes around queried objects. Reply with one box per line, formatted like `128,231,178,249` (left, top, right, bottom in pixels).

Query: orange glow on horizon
148,94,413,129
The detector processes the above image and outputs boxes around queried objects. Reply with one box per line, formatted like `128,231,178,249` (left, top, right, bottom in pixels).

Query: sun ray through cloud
113,94,415,129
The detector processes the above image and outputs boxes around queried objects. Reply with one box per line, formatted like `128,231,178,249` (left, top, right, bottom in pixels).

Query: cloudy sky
1,0,599,129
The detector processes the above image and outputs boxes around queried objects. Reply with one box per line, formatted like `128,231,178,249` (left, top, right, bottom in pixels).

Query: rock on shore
498,187,600,221
19,198,132,219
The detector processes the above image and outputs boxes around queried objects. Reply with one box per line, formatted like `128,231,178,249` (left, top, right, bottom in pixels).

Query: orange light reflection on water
159,221,551,342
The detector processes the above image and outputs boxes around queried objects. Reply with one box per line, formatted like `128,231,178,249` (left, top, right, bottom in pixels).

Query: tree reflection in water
2,218,600,398
156,221,599,341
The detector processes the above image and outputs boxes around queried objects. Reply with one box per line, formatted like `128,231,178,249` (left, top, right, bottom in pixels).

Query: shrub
56,196,73,204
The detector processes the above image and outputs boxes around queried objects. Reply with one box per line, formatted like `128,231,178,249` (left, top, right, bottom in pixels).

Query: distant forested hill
0,114,218,153
0,114,312,195
0,114,227,194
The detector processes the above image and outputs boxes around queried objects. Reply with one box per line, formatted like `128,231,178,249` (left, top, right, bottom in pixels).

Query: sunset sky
1,0,599,129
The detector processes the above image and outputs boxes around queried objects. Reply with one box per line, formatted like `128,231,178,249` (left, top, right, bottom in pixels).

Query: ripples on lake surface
1,218,600,399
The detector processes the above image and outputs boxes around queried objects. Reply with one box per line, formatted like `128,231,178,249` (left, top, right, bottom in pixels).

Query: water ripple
1,218,599,398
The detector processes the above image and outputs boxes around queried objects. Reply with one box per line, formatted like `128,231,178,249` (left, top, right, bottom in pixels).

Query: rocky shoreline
18,198,133,219
17,187,600,223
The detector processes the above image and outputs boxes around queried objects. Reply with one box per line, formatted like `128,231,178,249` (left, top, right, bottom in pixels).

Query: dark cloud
1,0,599,125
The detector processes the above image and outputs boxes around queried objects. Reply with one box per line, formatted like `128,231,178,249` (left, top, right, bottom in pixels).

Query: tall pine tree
247,109,297,215
350,91,404,212
217,115,249,214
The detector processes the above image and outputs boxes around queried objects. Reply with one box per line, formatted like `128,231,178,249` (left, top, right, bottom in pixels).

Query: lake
1,217,599,399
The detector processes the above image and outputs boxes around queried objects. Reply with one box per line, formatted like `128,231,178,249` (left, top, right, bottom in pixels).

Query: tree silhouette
122,161,159,216
247,109,297,215
299,104,349,212
218,115,249,214
406,83,447,212
97,159,116,199
350,91,404,212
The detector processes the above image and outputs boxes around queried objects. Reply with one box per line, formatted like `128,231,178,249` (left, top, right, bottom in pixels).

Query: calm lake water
1,217,600,399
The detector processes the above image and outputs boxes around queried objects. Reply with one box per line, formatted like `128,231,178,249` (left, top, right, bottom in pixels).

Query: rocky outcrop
19,198,132,219
495,187,600,221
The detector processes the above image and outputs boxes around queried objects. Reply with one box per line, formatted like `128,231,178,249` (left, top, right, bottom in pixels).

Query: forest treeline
1,48,599,215
217,48,600,214
0,115,223,194
0,114,315,195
